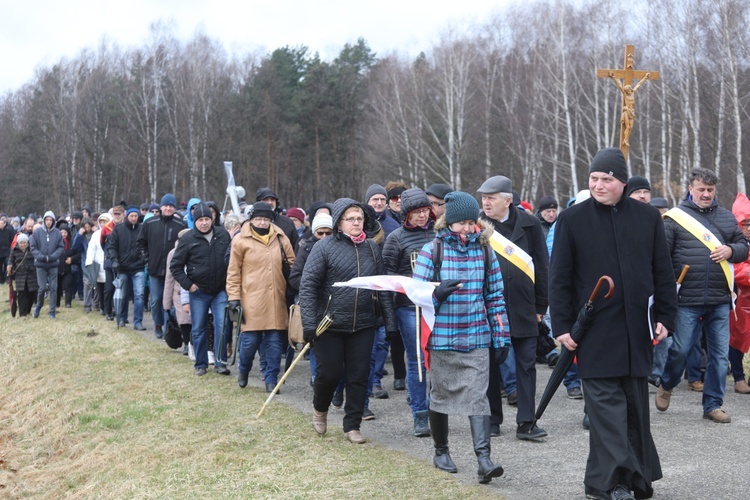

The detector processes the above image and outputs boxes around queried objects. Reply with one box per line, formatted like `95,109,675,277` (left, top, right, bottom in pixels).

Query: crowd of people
2,149,750,499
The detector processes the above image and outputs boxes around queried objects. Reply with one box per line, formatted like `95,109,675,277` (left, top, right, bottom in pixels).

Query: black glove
227,300,241,311
434,279,462,302
111,260,119,273
303,330,317,345
494,345,510,365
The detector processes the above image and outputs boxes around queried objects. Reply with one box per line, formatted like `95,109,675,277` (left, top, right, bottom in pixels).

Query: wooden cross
597,44,659,160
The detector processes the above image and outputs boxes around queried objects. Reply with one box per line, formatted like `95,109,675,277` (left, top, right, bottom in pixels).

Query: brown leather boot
735,379,750,394
312,410,327,436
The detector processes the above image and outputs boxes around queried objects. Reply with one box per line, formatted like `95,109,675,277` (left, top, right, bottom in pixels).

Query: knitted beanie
537,195,558,211
311,213,333,233
589,148,628,184
444,191,480,225
247,202,275,221
626,176,651,197
160,193,177,207
365,184,387,203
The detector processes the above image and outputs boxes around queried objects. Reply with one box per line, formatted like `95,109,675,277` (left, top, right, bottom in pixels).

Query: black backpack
430,237,494,294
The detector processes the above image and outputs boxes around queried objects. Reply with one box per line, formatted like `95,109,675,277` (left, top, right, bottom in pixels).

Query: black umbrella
8,279,17,317
534,275,614,423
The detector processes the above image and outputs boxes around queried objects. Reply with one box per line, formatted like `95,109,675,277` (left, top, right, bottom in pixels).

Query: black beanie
192,202,213,222
537,195,558,211
387,186,406,199
247,201,275,221
444,191,480,225
589,148,628,184
626,176,652,197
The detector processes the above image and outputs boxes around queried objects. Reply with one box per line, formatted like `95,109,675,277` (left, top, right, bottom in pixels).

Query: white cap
311,213,333,233
575,189,591,205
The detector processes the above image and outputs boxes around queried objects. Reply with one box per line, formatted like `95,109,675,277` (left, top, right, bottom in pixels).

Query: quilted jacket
299,198,397,335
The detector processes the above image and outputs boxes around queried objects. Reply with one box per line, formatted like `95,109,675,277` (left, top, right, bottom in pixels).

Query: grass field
0,287,496,499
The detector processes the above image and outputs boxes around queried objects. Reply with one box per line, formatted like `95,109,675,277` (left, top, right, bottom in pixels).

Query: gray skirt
428,348,490,416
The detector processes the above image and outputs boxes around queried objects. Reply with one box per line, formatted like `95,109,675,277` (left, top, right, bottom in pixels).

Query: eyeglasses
342,216,364,224
412,208,431,216
741,222,750,228
315,230,333,237
431,201,445,208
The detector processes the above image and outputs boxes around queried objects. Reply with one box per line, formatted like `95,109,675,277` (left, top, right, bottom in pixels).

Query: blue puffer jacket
664,197,748,306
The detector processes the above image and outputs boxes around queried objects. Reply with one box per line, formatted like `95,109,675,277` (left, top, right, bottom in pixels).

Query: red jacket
730,193,750,353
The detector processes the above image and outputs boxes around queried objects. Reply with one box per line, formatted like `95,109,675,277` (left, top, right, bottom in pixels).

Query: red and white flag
333,275,436,367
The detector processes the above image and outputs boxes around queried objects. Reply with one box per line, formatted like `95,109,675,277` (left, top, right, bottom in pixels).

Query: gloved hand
303,330,317,345
434,279,462,302
111,260,119,274
227,300,241,311
494,345,510,365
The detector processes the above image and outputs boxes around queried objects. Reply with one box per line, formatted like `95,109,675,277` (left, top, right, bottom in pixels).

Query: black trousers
583,377,661,498
487,345,504,425
103,268,115,316
16,290,36,316
511,335,538,424
390,332,407,379
313,327,375,432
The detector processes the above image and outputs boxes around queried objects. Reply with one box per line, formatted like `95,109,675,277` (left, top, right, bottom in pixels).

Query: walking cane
256,312,334,418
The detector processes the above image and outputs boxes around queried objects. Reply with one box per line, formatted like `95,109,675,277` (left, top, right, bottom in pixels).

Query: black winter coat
288,235,319,293
8,246,38,293
170,227,230,295
481,206,549,338
299,198,397,335
108,221,143,273
382,223,435,308
549,196,677,379
0,225,13,261
274,214,299,253
137,215,185,277
663,198,748,306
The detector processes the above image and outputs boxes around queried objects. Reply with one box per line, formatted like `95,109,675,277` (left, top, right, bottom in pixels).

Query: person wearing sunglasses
385,182,407,225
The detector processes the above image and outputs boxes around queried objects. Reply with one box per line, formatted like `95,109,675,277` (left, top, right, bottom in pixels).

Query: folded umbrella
534,275,614,423
112,274,124,328
9,279,17,318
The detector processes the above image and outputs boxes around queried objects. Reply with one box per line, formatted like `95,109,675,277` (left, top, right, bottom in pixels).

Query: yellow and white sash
487,230,535,283
663,207,734,296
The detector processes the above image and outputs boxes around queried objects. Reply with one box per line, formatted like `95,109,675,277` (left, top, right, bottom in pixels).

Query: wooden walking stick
410,252,423,383
256,310,334,418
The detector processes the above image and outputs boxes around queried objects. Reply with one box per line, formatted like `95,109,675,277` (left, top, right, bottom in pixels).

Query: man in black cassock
549,148,677,500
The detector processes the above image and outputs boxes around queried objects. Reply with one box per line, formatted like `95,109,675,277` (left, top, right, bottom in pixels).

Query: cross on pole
597,45,659,160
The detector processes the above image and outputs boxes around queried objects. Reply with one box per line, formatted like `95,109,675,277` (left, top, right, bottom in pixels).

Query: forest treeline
0,0,748,216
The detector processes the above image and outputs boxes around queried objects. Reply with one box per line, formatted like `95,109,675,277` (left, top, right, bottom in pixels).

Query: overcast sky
0,0,510,94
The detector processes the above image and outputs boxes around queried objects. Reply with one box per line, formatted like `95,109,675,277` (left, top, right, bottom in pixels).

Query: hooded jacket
108,218,144,273
29,211,65,269
663,196,748,306
299,198,397,335
730,193,750,353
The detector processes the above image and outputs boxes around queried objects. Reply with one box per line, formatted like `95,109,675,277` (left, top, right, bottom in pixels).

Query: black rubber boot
428,410,457,473
469,415,504,484
413,410,431,437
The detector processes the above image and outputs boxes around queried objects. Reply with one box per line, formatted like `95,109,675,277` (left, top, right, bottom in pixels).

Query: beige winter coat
226,223,295,331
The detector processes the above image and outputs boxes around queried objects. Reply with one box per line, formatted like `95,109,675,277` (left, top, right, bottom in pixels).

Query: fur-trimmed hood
434,215,493,245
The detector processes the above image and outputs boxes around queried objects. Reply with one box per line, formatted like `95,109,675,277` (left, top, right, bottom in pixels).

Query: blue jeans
661,304,730,413
189,289,228,370
148,275,166,329
652,336,703,382
35,267,58,315
117,271,145,326
368,326,388,391
499,344,517,394
238,330,284,385
396,308,428,415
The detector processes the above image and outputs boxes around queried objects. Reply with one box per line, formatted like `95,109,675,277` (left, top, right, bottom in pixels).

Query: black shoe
393,378,406,391
362,408,376,421
567,387,583,399
582,413,590,430
608,485,635,500
238,372,249,388
331,392,344,409
195,368,207,376
648,375,660,388
516,422,548,441
373,386,389,399
490,423,501,437
265,382,278,394
117,321,126,328
548,352,559,367
65,303,72,309
214,366,231,375
507,392,518,405
106,314,114,321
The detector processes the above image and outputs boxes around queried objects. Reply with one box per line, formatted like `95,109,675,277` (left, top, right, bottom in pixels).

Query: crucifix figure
597,45,659,159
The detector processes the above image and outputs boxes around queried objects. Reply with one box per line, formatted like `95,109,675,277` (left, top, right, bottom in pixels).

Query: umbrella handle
589,276,614,301
677,265,690,285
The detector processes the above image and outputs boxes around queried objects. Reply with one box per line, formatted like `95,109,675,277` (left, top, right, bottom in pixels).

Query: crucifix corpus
597,44,659,160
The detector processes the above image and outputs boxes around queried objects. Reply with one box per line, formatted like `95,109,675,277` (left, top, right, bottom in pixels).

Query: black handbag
163,311,183,349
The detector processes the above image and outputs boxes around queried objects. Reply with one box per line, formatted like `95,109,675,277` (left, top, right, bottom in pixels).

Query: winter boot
428,410,457,473
469,415,504,484
413,410,431,437
33,295,44,318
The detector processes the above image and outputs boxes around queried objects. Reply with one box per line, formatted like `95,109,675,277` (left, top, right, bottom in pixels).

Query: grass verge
0,291,496,499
